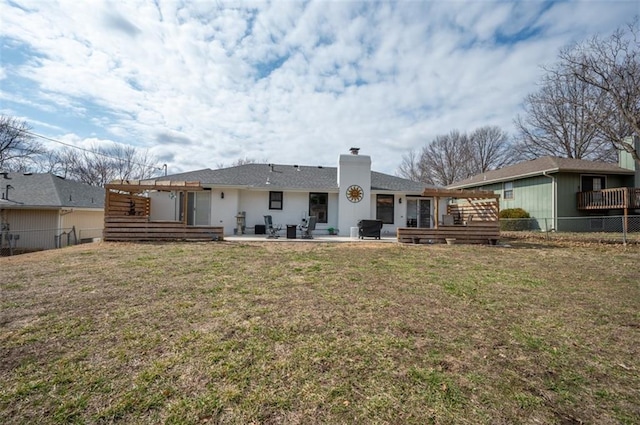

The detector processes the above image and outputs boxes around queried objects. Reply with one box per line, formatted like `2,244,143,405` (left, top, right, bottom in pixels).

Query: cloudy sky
1,0,638,176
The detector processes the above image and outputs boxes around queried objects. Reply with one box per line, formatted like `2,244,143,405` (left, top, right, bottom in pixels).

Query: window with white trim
503,181,514,200
269,191,283,210
376,194,394,224
309,192,328,223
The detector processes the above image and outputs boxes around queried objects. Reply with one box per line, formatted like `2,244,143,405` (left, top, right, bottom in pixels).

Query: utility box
254,224,266,235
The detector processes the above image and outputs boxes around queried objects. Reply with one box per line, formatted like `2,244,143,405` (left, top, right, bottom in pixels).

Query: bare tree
557,18,640,164
0,115,44,171
419,130,473,186
514,71,618,162
397,127,517,185
396,149,429,183
29,150,68,174
216,157,261,169
468,126,516,173
56,143,161,186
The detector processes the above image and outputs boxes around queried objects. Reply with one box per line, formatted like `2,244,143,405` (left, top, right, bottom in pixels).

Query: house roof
449,156,634,189
160,163,430,193
0,173,105,209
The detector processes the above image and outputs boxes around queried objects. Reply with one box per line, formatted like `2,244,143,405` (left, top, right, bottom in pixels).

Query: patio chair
264,215,281,238
300,216,316,239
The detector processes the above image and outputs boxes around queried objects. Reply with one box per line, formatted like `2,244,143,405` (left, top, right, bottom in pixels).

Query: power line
9,125,165,171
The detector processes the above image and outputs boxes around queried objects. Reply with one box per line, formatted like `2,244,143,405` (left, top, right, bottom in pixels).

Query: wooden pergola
397,189,501,244
105,180,203,217
103,180,224,242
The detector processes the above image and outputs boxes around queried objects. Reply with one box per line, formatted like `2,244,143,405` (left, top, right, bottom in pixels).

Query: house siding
557,173,635,218
557,174,581,217
464,177,552,220
2,208,104,251
3,209,59,250
60,209,104,240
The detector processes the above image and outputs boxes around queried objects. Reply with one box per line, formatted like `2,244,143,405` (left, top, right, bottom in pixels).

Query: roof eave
449,168,561,188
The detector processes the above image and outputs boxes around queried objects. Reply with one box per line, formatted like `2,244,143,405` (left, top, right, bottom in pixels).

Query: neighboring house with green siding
448,142,640,231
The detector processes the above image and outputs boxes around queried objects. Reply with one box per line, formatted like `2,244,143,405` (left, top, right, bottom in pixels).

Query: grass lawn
1,240,639,424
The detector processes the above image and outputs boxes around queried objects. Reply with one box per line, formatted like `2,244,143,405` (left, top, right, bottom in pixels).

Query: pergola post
182,190,188,225
434,195,439,229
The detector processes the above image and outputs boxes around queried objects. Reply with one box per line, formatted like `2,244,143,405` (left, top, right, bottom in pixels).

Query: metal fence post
544,218,549,240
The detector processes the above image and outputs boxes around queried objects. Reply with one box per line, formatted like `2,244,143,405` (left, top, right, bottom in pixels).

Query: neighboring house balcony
577,187,640,210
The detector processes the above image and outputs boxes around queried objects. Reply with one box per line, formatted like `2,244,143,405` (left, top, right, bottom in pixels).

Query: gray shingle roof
161,163,429,192
449,156,634,189
0,173,105,208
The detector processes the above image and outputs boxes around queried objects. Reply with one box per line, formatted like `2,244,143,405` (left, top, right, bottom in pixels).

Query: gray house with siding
1,173,105,253
448,148,640,232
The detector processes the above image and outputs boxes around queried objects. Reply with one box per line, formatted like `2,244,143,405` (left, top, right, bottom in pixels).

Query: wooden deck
397,222,500,245
577,187,640,210
103,180,224,242
398,188,500,245
104,217,223,242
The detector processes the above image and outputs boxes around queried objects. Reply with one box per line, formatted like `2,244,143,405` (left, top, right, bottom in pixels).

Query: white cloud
0,0,638,175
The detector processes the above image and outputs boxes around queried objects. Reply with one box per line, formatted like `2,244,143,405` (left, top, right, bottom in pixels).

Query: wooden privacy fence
397,221,500,244
103,180,224,242
447,200,499,224
397,189,500,245
107,192,150,217
103,217,223,242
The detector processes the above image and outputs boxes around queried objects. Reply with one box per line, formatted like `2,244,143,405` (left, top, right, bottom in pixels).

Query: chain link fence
0,227,103,256
500,215,640,244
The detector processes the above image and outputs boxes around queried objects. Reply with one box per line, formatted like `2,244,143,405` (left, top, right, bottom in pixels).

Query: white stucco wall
237,190,339,235
149,191,179,221
149,188,341,236
367,193,405,236
210,188,239,234
337,154,372,236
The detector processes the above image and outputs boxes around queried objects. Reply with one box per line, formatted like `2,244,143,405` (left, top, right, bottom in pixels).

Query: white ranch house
145,149,444,238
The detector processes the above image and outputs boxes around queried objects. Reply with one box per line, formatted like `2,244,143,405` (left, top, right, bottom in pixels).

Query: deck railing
577,187,640,210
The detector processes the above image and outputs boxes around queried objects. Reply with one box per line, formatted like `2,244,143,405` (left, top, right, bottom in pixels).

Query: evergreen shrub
499,208,531,230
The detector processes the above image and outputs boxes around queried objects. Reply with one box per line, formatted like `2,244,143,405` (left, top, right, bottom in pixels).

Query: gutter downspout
542,171,556,231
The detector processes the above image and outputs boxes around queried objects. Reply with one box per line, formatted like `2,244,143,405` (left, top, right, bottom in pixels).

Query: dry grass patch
1,240,639,424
